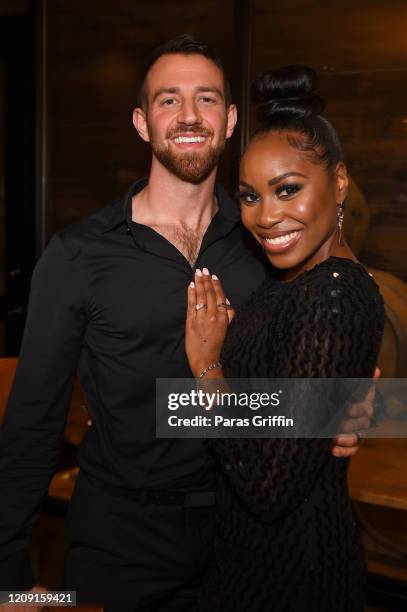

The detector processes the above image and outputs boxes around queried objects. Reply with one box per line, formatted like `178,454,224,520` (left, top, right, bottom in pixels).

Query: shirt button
126,226,131,233
224,463,231,471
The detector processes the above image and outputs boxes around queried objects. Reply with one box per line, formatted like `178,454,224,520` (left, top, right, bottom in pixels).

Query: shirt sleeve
211,268,383,524
0,234,89,589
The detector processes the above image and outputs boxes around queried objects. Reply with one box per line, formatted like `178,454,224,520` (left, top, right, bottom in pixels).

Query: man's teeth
173,136,206,143
265,231,300,245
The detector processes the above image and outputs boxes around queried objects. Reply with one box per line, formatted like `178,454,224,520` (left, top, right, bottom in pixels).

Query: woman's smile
239,130,349,279
258,229,304,253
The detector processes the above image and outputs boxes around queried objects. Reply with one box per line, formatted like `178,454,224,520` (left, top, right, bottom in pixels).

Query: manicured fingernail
212,274,218,280
190,281,195,288
202,267,210,275
195,269,202,276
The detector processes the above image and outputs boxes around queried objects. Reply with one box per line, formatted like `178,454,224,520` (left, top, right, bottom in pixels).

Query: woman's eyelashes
238,183,302,205
275,182,302,198
238,191,260,205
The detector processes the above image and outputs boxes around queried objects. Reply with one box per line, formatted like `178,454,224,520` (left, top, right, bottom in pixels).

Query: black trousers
63,471,215,612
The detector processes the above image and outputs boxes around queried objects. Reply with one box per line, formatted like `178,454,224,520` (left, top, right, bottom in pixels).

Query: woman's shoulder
288,256,384,315
293,256,379,291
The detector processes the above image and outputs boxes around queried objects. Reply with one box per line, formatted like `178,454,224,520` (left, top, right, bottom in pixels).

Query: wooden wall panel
0,0,28,16
46,1,407,280
0,62,5,355
0,62,5,298
253,0,407,282
46,0,235,235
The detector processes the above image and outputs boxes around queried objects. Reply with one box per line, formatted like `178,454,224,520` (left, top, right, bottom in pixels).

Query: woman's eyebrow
239,181,255,190
268,172,307,186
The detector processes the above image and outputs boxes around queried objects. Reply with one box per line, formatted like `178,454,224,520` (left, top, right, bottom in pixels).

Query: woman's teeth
173,136,206,143
265,231,300,245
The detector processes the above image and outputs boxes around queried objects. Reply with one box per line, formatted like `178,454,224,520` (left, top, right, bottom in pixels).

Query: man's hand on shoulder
331,367,381,458
331,432,361,458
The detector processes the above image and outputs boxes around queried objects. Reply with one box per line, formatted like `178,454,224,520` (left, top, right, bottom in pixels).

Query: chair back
0,358,88,445
0,357,17,424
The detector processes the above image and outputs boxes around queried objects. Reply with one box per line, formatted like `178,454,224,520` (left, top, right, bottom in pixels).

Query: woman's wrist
200,366,224,380
190,357,222,378
197,361,223,379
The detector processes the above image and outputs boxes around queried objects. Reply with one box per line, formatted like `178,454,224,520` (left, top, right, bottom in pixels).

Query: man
0,36,368,611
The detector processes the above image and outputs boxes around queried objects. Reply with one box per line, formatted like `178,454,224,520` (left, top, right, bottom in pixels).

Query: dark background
0,1,406,608
1,0,407,357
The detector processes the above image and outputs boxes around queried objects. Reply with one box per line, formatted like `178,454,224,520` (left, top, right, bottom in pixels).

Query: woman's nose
256,202,284,228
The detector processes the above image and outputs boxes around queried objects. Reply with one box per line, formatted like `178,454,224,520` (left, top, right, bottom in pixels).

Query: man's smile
170,132,210,150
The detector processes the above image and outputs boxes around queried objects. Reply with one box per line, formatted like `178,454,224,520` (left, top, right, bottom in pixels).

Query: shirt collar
102,176,240,233
102,177,147,233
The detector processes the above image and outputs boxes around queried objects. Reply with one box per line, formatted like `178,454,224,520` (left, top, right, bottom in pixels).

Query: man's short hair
138,34,232,110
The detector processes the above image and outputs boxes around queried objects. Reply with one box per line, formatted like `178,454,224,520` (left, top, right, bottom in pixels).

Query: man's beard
149,125,226,184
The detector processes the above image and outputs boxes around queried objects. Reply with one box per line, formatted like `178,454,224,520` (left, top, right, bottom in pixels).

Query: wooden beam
35,0,47,255
230,0,253,190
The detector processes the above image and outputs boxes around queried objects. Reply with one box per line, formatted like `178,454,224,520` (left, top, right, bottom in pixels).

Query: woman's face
239,131,348,277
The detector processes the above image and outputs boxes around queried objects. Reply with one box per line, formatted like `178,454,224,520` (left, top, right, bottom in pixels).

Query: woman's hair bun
251,65,325,123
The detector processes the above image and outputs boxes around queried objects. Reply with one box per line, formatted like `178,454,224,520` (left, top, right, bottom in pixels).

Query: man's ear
226,104,238,140
133,107,150,143
335,162,349,203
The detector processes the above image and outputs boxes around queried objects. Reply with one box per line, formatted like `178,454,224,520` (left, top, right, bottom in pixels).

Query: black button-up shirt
0,178,268,587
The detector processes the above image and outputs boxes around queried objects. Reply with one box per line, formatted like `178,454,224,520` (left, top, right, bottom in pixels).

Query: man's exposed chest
148,222,208,267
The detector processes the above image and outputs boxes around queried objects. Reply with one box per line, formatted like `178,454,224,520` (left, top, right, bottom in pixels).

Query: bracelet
198,362,222,379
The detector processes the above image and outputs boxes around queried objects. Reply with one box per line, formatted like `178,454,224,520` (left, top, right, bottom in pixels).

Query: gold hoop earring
337,202,345,246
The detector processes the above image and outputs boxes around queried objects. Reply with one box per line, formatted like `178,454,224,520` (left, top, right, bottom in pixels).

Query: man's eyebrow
152,86,225,103
152,87,180,103
195,86,224,99
268,172,307,186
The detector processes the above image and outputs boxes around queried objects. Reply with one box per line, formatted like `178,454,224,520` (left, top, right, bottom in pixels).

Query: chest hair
150,222,207,267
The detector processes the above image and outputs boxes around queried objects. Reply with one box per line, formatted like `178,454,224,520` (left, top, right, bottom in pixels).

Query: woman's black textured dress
201,257,384,612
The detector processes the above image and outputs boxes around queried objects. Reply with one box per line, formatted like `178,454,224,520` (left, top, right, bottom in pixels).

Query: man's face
134,53,237,184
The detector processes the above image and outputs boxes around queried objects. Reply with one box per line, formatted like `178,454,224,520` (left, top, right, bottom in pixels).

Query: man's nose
177,99,201,125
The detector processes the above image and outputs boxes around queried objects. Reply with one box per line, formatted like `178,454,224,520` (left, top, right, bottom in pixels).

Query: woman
185,66,384,611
